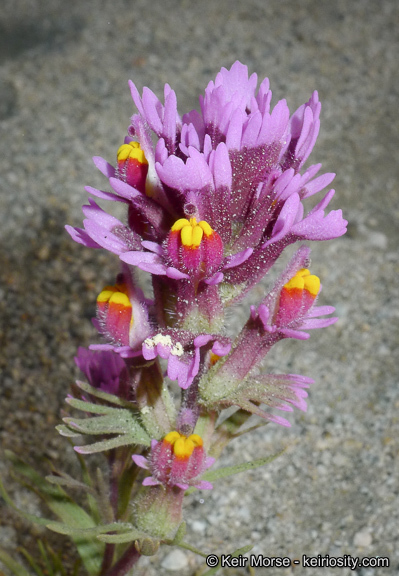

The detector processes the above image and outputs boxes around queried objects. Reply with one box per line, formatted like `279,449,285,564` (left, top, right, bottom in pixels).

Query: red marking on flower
117,141,148,193
276,269,320,325
96,283,132,346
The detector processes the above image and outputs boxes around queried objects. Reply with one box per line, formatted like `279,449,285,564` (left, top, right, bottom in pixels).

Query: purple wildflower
74,346,129,397
133,431,214,490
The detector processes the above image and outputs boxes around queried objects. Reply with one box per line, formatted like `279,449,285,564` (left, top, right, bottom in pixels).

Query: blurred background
0,0,398,574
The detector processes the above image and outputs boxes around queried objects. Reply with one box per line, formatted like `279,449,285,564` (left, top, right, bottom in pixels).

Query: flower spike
59,62,346,559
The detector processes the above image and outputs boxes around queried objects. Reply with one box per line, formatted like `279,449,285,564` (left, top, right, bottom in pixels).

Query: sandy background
0,0,398,574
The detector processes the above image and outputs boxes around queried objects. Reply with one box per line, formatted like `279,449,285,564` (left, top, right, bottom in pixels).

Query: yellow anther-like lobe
180,225,193,246
198,221,213,236
192,225,204,246
171,217,214,247
174,437,194,457
163,431,204,458
171,218,190,232
97,283,130,305
303,275,320,296
164,431,181,444
109,292,131,307
97,288,117,303
284,276,305,291
117,141,148,164
283,269,320,296
188,434,203,447
297,268,310,278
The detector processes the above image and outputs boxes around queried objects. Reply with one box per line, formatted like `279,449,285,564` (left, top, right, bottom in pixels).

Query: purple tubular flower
74,347,129,397
66,199,141,255
281,91,321,171
95,266,152,352
133,431,214,490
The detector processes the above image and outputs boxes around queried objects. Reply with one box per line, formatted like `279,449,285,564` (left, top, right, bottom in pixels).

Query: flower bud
117,141,148,192
132,485,184,539
96,275,151,349
97,283,132,346
276,268,320,326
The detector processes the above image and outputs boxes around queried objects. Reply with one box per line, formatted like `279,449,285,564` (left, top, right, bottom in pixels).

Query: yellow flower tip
198,220,213,237
171,218,214,247
97,287,117,303
188,434,203,448
117,141,148,165
283,269,320,297
180,224,193,246
96,283,131,305
163,431,203,458
171,218,191,232
303,275,320,297
283,276,305,291
174,437,194,458
164,431,182,444
297,268,310,278
108,292,131,307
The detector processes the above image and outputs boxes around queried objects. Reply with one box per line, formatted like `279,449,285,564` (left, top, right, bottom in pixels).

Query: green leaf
0,548,31,576
230,421,268,438
172,522,186,545
72,450,101,524
0,475,51,526
55,424,81,437
45,473,95,494
117,460,140,518
97,530,143,544
74,380,134,408
43,543,67,576
17,546,45,576
64,410,147,436
65,398,120,415
75,433,149,454
61,407,151,452
46,521,134,537
4,452,103,576
174,541,207,558
203,451,284,483
37,541,54,576
185,451,284,494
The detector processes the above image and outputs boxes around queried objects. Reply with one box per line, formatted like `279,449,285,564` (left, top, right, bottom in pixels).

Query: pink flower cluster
69,62,346,488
